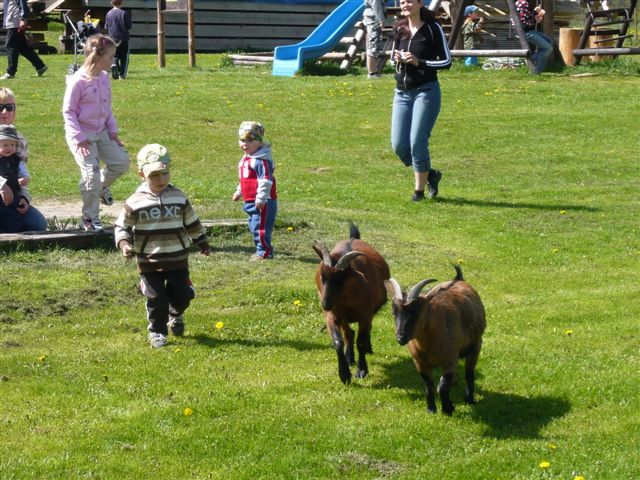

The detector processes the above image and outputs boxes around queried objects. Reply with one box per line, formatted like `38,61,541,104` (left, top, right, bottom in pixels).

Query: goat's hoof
355,369,368,379
339,370,352,385
442,405,455,416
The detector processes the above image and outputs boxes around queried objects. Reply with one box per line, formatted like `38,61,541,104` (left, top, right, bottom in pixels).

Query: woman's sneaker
100,187,114,206
168,314,185,336
148,332,168,348
427,169,442,198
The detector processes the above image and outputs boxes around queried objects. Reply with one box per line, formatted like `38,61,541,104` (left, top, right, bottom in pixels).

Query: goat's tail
453,264,464,282
348,221,361,240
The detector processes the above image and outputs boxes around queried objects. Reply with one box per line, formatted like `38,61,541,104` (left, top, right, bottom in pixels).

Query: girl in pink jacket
62,33,130,231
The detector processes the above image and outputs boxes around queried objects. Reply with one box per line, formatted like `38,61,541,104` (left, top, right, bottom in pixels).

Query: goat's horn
407,278,438,303
312,241,332,266
385,278,403,301
335,250,363,271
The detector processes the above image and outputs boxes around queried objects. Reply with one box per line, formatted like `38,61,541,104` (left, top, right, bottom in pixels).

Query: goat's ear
385,278,403,302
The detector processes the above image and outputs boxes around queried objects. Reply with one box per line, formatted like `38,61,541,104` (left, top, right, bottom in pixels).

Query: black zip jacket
392,19,452,91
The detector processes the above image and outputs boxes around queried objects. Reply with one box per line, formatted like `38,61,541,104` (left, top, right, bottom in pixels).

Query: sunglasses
0,104,16,112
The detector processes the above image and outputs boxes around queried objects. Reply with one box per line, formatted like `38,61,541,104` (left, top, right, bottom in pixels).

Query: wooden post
187,0,195,67
157,0,165,68
506,0,534,72
558,27,581,66
542,0,553,37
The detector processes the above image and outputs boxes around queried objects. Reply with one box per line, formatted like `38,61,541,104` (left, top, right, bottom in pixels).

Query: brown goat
385,266,486,415
313,223,390,384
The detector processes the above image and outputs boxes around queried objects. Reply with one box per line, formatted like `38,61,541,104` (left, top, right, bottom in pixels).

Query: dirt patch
35,200,124,220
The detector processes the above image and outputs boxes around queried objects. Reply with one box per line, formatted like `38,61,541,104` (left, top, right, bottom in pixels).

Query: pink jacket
62,68,118,146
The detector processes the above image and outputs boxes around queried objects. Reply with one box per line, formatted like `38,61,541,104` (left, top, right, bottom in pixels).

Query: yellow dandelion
560,210,567,215
573,476,585,480
565,329,573,336
174,347,182,353
183,407,193,416
539,461,551,469
287,226,294,232
547,442,557,450
215,321,224,329
293,299,302,306
37,355,46,362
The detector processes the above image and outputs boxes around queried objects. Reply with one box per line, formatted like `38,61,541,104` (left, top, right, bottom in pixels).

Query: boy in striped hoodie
115,144,210,348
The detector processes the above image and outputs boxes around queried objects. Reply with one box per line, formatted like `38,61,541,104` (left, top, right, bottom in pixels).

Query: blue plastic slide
272,0,365,77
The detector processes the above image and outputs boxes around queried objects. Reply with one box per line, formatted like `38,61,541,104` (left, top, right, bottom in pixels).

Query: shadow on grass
190,333,326,352
374,357,570,438
436,196,599,212
471,388,571,439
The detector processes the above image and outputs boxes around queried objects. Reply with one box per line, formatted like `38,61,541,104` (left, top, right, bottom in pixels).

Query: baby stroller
63,10,100,74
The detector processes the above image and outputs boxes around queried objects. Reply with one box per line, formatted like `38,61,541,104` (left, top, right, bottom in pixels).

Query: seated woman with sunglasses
0,87,47,233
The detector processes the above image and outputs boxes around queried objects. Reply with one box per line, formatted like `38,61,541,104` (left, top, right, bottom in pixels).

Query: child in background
105,0,132,79
232,121,277,260
114,144,210,348
0,124,47,232
462,5,484,67
62,33,130,232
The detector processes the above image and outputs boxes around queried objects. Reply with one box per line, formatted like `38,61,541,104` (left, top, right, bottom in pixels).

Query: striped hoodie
114,182,208,273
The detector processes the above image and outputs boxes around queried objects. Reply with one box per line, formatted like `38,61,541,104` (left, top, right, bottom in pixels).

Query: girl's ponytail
82,34,117,75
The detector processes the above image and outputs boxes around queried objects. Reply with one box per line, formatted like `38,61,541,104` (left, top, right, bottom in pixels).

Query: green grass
1,54,639,479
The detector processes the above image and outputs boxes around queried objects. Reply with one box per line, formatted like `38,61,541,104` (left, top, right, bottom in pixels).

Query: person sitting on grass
231,121,277,261
114,144,210,349
0,87,47,233
0,124,47,233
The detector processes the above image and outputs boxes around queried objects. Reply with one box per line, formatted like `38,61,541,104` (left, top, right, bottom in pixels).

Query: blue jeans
525,31,553,74
243,199,277,258
390,81,441,173
0,199,47,233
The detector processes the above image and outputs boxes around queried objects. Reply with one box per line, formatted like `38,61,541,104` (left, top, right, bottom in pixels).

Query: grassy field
1,54,639,479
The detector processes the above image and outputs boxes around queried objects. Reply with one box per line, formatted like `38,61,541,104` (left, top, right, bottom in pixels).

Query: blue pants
525,31,554,74
0,199,47,233
243,199,277,258
390,81,441,173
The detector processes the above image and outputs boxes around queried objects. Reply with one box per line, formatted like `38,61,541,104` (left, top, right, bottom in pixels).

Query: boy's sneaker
100,187,114,206
148,332,168,348
36,65,48,77
427,169,442,199
168,314,185,336
0,73,14,80
111,65,119,80
412,190,425,202
82,218,104,232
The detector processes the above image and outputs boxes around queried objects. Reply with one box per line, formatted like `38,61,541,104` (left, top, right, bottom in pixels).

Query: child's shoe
111,64,119,80
148,332,167,348
100,187,114,206
168,314,185,336
412,190,425,202
82,218,104,232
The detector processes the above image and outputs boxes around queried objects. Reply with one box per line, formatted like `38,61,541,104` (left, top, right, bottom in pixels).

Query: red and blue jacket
236,144,277,203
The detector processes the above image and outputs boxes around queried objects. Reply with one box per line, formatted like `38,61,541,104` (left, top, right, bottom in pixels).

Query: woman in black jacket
390,0,451,200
